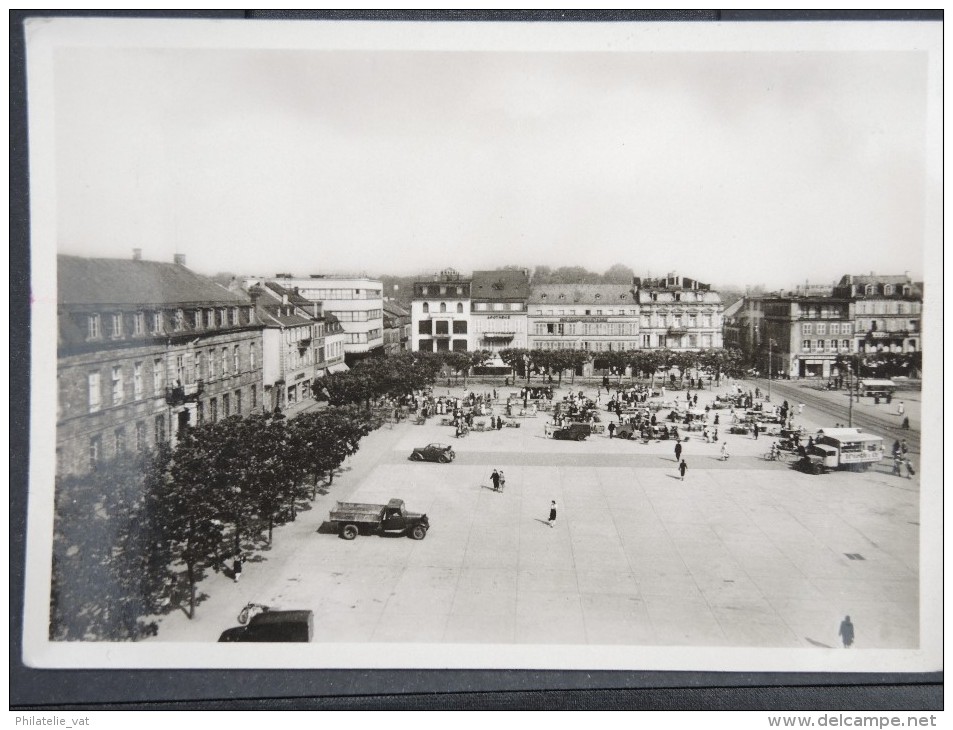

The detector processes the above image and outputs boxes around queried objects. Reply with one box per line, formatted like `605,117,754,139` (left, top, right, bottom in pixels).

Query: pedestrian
693,395,698,407
493,388,497,400
232,554,243,583
490,469,500,491
753,422,760,440
497,416,504,430
897,401,905,417
499,470,506,492
608,421,616,439
901,439,909,457
839,615,855,648
905,458,916,479
548,500,557,528
798,403,805,415
678,459,688,481
714,414,720,426
892,454,903,477
489,415,496,429
674,441,682,462
892,439,901,458
720,442,729,461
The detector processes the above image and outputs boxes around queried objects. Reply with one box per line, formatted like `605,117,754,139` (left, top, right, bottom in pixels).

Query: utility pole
847,361,853,427
767,338,776,402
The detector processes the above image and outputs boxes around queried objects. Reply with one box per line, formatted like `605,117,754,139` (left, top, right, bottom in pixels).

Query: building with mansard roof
833,273,922,355
632,273,723,351
57,252,264,477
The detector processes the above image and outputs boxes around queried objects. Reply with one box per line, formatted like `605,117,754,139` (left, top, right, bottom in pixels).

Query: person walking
753,422,760,440
490,469,500,492
232,554,244,584
608,421,616,439
897,401,905,418
798,403,805,415
720,442,729,461
499,470,506,492
678,459,688,481
674,441,682,462
548,500,557,528
892,454,903,477
839,615,855,648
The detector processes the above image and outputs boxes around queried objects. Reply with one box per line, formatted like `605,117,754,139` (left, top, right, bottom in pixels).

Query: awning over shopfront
482,332,516,340
327,362,350,373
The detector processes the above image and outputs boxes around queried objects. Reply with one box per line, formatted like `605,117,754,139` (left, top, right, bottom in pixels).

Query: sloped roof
263,281,313,307
528,284,635,305
257,306,315,328
58,255,249,307
383,299,410,317
471,270,530,301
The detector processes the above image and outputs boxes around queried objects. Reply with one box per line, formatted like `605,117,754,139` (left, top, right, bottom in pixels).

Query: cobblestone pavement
150,380,921,652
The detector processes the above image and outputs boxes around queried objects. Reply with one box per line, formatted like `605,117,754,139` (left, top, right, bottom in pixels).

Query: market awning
327,362,350,373
482,332,516,339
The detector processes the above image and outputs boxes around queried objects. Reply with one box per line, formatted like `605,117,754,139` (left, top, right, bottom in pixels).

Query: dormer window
173,309,184,331
558,293,565,299
421,286,429,295
902,285,911,296
594,294,601,300
883,285,894,296
206,309,215,328
151,311,162,334
133,312,145,336
87,314,101,340
192,310,203,329
865,285,875,296
110,312,123,339
540,293,547,299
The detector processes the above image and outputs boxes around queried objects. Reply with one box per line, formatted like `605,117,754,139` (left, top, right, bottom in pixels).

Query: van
218,610,314,643
553,423,591,441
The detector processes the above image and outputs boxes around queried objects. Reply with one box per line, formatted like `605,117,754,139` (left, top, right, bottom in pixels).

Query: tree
564,349,592,384
499,348,532,382
603,263,635,284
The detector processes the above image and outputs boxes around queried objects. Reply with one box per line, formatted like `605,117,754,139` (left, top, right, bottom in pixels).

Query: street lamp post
767,338,775,402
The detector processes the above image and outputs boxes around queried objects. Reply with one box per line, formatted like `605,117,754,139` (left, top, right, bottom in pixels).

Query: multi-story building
722,294,764,367
250,281,346,412
382,299,411,353
245,274,384,363
632,274,723,350
833,274,922,355
411,269,472,353
469,269,530,353
57,253,264,477
760,294,854,379
527,284,640,375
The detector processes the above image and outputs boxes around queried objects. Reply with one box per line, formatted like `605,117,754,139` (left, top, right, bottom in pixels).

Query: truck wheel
410,525,427,540
341,524,359,540
576,434,585,441
438,454,450,463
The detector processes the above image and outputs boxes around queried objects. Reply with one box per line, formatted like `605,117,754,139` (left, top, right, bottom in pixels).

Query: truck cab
800,428,885,473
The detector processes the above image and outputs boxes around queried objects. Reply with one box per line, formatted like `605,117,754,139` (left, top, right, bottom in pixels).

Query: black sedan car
410,443,456,463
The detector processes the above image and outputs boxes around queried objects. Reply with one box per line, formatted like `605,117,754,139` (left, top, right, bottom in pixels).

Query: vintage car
218,610,314,643
409,443,456,463
553,423,592,441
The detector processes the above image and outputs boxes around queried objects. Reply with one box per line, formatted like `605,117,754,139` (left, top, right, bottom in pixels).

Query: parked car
410,443,455,463
218,609,314,643
553,423,591,441
329,498,430,540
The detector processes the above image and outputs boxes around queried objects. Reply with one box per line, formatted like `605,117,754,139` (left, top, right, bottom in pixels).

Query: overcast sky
53,41,929,289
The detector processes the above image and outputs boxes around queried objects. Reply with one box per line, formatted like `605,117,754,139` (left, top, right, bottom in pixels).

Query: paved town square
152,379,919,649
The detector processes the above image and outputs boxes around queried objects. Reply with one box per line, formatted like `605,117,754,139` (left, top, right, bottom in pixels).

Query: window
111,366,123,405
701,334,712,348
154,415,166,443
222,393,230,416
196,400,204,425
802,340,811,351
151,312,162,333
173,309,184,331
133,312,145,336
88,372,101,413
87,314,101,340
701,315,712,328
231,307,240,325
208,349,217,379
642,334,652,348
802,324,813,335
135,422,147,451
439,302,447,313
89,435,102,469
829,323,839,335
883,284,894,295
816,323,826,335
250,343,256,370
456,302,463,314
422,302,429,313
233,345,240,373
688,334,698,348
435,321,449,335
110,312,123,339
452,320,467,334
251,385,257,410
418,319,432,335
206,309,215,328
153,358,164,392
218,309,228,327
133,362,143,398
115,427,126,454
842,323,852,334
235,389,242,415
865,285,875,295
222,348,229,376
842,339,851,351
209,397,218,423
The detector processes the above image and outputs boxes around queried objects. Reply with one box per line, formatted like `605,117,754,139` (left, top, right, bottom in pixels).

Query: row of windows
85,306,253,341
854,284,913,297
801,340,853,353
856,320,920,333
534,308,637,316
799,306,849,319
328,309,383,322
418,320,468,335
86,343,258,412
472,302,525,312
421,302,465,314
536,323,639,336
855,300,921,315
802,323,853,335
531,334,716,350
418,285,467,297
343,331,383,344
300,288,382,300
86,386,260,469
417,339,468,352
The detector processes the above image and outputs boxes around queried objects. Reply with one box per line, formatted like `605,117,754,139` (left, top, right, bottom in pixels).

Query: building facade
833,274,922,355
411,269,472,353
527,284,640,375
245,275,384,363
760,295,854,379
382,299,411,353
469,269,530,353
722,295,764,368
632,274,723,350
57,254,264,477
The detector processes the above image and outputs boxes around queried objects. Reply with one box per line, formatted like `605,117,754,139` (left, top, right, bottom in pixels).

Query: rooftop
528,284,636,305
471,269,530,301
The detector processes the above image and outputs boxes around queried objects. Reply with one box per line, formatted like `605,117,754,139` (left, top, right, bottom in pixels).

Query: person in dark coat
548,501,557,528
232,554,244,583
490,469,500,491
678,459,688,481
497,416,504,430
607,421,616,439
753,422,760,440
674,442,682,462
839,615,855,648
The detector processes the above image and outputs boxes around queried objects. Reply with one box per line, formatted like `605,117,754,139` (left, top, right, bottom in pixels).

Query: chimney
174,253,186,266
132,248,142,261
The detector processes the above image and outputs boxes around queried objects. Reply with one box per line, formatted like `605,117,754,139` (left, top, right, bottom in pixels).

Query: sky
51,33,931,289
